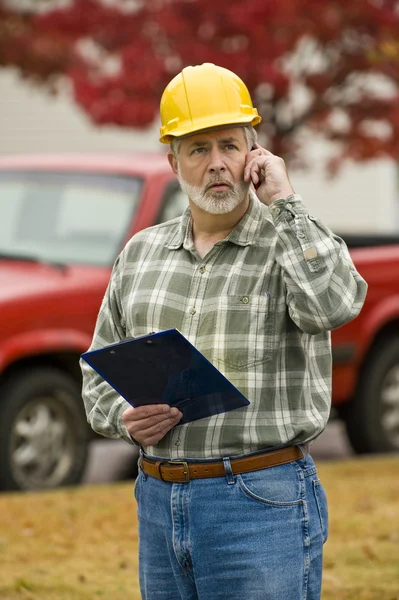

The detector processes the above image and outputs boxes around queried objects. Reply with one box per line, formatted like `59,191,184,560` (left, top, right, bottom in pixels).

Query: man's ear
167,151,178,175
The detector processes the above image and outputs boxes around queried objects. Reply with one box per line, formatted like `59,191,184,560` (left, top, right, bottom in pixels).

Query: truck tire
0,368,90,491
343,336,399,453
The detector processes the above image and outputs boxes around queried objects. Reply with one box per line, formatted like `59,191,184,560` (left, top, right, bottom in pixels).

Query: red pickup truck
0,154,398,491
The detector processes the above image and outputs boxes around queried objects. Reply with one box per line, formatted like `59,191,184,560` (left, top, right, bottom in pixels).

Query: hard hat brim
159,114,262,144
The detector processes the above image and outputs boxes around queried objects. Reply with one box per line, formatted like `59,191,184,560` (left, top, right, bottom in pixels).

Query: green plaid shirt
80,191,367,459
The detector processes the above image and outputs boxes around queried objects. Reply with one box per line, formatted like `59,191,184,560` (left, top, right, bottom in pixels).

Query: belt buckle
166,461,190,483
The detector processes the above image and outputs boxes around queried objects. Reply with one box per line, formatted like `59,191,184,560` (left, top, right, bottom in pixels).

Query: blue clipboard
81,328,249,424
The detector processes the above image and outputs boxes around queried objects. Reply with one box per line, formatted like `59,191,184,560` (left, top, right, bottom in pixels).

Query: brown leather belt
140,446,304,483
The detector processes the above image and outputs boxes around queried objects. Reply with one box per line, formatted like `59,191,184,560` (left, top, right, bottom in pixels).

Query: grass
0,456,398,600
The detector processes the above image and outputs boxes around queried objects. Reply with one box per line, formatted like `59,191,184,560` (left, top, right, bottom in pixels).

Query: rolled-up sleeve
269,195,368,334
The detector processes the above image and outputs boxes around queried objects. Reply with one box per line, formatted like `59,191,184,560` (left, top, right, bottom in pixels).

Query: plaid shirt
80,191,367,459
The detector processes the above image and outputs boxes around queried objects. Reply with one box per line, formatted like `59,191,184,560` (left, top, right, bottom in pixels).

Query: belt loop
138,451,147,480
298,444,308,466
223,457,235,484
154,461,164,481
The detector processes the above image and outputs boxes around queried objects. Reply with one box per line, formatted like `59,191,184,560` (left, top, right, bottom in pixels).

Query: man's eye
192,147,205,155
225,144,237,150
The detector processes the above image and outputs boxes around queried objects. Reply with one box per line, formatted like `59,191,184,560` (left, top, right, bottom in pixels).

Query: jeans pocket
312,478,329,543
237,463,303,506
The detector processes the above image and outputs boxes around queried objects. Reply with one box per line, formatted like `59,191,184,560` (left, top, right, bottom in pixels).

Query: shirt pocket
215,294,274,370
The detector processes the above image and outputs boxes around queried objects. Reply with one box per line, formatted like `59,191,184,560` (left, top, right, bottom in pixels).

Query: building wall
1,68,397,233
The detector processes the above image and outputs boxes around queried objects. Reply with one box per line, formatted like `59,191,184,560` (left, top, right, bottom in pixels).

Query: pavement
82,420,354,485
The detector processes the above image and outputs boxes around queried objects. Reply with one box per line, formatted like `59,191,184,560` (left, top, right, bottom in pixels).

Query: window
156,180,188,224
0,171,143,266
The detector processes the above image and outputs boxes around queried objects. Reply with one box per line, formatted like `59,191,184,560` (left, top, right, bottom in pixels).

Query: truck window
0,171,143,266
156,180,188,224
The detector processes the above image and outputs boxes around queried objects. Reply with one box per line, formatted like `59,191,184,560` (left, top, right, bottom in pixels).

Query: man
81,63,367,599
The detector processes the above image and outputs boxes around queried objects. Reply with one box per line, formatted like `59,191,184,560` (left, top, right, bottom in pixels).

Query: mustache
205,178,234,192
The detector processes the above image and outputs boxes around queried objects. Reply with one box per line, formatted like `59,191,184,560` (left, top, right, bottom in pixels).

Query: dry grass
319,456,399,600
0,456,398,600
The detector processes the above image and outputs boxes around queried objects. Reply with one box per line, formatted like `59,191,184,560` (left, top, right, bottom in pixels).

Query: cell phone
251,146,261,190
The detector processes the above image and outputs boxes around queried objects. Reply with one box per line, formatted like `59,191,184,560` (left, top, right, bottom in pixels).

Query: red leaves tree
1,0,399,167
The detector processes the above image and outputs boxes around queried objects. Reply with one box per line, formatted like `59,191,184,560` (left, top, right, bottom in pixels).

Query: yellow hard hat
159,63,262,144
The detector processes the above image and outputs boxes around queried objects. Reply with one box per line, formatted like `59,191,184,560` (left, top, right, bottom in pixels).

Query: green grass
0,456,398,599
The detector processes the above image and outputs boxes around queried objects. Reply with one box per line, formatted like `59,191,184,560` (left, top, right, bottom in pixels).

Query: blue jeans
134,452,328,600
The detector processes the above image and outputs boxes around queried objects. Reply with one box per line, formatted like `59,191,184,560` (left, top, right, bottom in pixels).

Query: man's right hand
122,404,182,446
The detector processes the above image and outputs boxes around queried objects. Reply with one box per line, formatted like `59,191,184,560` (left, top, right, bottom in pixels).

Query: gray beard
177,167,249,215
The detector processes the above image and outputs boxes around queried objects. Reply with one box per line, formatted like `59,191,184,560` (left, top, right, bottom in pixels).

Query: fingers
122,404,182,445
124,404,172,420
244,155,269,185
139,408,182,445
244,144,272,184
253,143,274,156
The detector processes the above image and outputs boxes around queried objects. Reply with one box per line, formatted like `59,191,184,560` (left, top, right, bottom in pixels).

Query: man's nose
208,148,226,174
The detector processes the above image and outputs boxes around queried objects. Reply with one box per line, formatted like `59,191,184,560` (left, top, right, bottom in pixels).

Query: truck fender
361,295,399,356
0,329,93,372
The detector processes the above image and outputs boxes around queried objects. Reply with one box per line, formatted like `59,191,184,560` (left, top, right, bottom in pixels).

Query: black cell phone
251,146,261,190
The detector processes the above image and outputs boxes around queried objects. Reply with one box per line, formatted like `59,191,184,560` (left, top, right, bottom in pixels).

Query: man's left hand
244,143,295,206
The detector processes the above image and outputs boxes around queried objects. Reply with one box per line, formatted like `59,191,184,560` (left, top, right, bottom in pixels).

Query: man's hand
244,143,294,206
122,404,182,446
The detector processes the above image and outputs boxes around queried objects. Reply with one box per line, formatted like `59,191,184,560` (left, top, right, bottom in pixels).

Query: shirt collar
164,189,271,250
164,206,193,250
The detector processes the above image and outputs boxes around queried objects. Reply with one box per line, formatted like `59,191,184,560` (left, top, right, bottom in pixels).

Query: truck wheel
343,337,399,453
0,368,90,491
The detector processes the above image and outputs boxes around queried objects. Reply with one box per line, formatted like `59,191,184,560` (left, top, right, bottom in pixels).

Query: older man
81,63,367,600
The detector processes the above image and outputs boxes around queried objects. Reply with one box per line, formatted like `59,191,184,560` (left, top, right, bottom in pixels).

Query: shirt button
241,296,249,304
275,208,281,215
190,307,196,315
286,203,293,210
298,232,306,239
175,439,180,446
199,266,206,274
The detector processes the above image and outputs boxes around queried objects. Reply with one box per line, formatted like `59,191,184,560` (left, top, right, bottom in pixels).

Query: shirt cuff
268,194,306,223
117,403,139,446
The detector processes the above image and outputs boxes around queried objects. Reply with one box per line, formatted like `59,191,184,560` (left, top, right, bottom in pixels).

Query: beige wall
0,69,159,154
1,68,398,233
290,146,398,234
